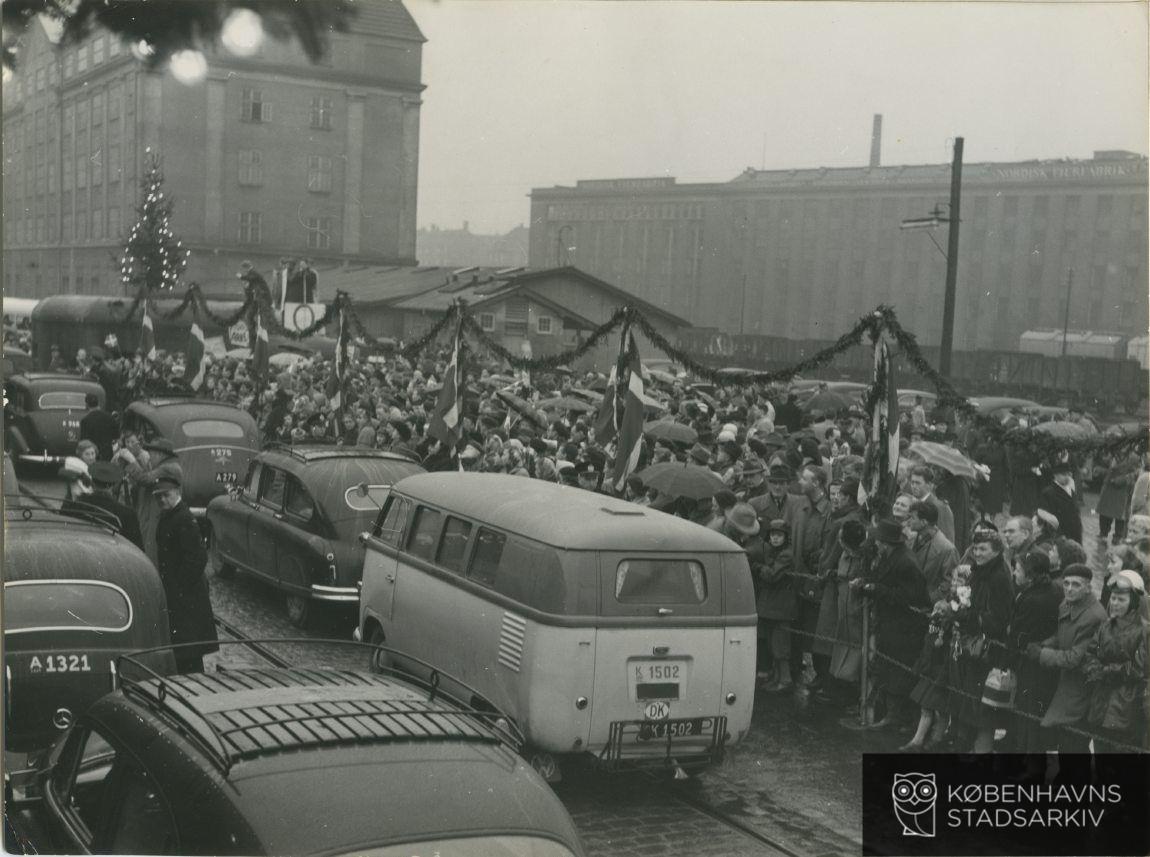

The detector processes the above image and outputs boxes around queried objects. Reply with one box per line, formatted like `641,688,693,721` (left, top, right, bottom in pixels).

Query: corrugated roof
345,0,426,42
316,265,452,306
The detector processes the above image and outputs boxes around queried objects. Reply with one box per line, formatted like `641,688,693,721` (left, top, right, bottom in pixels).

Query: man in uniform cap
125,438,184,565
153,475,219,674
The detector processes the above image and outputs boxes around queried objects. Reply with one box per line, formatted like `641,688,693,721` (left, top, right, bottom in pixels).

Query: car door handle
273,512,284,521
385,574,395,583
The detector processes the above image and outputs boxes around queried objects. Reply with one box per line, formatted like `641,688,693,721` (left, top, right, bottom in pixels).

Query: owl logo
891,772,937,837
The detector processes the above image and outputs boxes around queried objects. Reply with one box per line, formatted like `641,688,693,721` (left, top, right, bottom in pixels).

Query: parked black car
3,373,106,457
206,445,425,626
6,652,586,856
121,397,260,516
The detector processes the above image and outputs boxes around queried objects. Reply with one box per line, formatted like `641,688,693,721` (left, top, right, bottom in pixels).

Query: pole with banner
429,303,464,467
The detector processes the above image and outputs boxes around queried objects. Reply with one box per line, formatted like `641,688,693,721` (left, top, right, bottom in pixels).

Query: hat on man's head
748,438,768,457
689,444,712,466
761,432,786,449
57,456,90,482
767,464,791,483
872,518,905,544
152,475,181,494
766,518,788,536
725,503,760,537
1061,563,1092,581
89,462,122,486
1035,508,1060,530
144,438,176,456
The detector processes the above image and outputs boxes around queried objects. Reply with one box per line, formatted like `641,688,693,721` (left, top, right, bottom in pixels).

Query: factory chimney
869,114,883,168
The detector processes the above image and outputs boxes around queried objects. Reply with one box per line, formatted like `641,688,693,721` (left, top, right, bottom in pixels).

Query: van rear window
37,391,89,410
180,419,246,439
3,580,132,633
615,559,707,604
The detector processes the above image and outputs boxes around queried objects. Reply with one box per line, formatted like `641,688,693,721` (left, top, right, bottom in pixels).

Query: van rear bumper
596,715,728,770
310,584,359,603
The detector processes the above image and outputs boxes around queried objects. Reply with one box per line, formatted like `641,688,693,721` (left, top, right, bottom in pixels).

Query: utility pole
938,137,963,378
1061,268,1074,356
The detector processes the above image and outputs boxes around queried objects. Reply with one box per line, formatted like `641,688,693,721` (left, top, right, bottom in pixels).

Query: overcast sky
405,1,1148,234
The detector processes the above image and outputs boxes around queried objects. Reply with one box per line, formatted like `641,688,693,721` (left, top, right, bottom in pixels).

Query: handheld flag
139,299,157,361
594,322,630,446
325,306,348,413
610,331,645,492
186,302,205,390
429,321,462,454
859,338,900,507
252,307,269,381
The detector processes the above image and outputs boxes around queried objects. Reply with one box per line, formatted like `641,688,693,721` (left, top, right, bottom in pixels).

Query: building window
238,149,263,186
92,35,106,64
92,211,103,240
77,45,89,73
504,298,528,337
108,37,121,57
536,315,554,335
64,51,75,78
241,88,272,123
238,212,262,244
479,312,495,332
304,216,332,250
309,96,333,130
306,155,332,192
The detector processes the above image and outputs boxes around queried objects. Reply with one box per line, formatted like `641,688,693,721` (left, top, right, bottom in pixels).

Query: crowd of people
50,335,1150,761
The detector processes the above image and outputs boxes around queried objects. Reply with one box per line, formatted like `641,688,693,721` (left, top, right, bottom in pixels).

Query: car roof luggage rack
116,641,525,775
4,494,126,537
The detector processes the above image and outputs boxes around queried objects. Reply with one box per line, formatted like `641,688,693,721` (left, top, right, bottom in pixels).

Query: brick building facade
529,153,1149,351
3,1,424,300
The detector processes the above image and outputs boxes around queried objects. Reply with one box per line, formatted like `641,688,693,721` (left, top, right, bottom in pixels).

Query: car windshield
345,485,391,512
180,419,246,439
339,836,579,857
37,392,89,410
3,581,132,633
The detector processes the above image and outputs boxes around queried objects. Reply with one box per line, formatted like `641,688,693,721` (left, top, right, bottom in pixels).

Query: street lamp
899,137,964,377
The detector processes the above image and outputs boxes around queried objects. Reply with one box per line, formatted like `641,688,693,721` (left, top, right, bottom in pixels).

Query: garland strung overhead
116,282,1148,459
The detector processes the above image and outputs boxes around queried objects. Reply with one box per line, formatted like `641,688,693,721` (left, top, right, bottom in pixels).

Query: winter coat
1007,579,1063,721
1039,483,1082,544
130,455,184,565
867,544,931,697
1037,593,1108,726
937,474,972,554
1130,470,1150,519
756,543,796,621
155,500,219,660
950,553,1014,727
972,439,1008,515
1097,455,1139,522
793,495,832,602
910,527,959,604
79,408,119,461
1007,447,1042,518
1084,611,1148,734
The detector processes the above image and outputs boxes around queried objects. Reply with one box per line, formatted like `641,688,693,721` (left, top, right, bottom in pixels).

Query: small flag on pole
429,321,463,454
325,306,348,413
859,338,900,507
140,299,157,362
252,307,269,380
610,331,645,492
594,322,630,446
187,302,205,390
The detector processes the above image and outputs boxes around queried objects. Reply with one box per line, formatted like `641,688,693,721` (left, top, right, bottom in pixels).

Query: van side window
616,559,707,604
468,527,505,587
407,506,442,561
436,516,472,573
373,496,410,546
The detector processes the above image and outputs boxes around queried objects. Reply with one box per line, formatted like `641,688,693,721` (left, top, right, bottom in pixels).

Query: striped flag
429,323,462,453
325,306,348,413
252,307,269,380
140,299,157,361
594,323,630,446
859,338,900,507
186,302,206,390
610,331,645,492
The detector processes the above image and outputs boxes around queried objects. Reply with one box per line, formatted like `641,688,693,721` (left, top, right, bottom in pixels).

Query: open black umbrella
495,389,549,428
643,419,698,446
636,462,726,500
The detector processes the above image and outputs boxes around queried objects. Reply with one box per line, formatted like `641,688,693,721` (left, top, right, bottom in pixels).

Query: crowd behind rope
52,336,1150,762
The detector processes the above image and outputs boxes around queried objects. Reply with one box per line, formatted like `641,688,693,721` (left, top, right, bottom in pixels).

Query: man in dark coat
855,518,931,728
79,393,118,461
153,475,219,674
83,462,144,550
1038,462,1083,544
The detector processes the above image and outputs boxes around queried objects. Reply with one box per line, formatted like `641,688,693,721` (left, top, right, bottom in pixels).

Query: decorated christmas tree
119,148,190,293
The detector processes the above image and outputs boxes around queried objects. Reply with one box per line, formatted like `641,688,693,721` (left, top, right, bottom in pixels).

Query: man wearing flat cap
153,475,219,674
